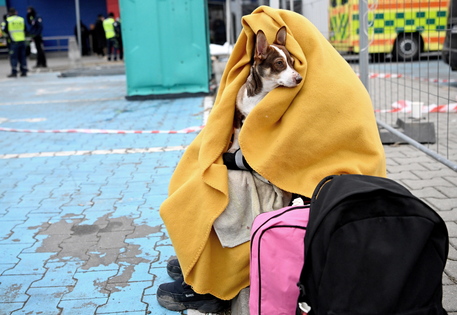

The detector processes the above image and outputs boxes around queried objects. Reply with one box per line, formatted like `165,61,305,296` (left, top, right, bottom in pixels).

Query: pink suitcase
250,205,310,315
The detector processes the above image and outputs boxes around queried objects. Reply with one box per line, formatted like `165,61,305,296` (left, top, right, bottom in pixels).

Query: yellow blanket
160,6,386,300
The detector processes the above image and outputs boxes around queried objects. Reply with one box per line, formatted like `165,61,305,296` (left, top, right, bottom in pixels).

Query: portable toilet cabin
119,0,211,99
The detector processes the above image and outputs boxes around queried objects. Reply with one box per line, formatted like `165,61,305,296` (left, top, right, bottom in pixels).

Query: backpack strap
310,175,335,202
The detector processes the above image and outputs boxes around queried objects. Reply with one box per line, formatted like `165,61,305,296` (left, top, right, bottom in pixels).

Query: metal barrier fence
0,36,70,53
42,36,71,51
352,0,457,172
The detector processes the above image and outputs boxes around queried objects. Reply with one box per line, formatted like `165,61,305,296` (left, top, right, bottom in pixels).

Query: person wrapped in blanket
156,6,386,313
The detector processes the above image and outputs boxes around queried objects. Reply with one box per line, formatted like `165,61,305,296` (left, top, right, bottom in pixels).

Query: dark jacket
26,8,43,37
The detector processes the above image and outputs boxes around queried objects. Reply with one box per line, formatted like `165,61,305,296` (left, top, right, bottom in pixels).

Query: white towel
213,170,292,248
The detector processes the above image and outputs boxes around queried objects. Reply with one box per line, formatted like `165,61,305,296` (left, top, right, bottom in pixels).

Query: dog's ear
274,26,287,46
255,30,269,59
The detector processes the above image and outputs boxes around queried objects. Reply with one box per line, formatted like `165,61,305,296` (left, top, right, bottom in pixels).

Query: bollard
410,102,424,119
68,36,81,67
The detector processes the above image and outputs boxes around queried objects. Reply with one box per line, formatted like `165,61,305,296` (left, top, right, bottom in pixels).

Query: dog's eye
275,60,285,68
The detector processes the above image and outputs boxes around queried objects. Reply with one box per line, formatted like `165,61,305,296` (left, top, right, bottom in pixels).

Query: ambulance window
331,0,337,7
342,0,348,4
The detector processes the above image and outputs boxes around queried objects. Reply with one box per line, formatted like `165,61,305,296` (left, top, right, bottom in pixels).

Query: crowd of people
0,8,123,78
74,12,123,61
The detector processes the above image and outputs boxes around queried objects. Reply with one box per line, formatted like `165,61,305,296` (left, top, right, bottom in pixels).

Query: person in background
0,15,4,38
1,14,10,48
92,14,106,57
74,20,91,56
212,19,226,45
26,6,47,68
114,17,123,61
103,12,118,61
5,7,28,77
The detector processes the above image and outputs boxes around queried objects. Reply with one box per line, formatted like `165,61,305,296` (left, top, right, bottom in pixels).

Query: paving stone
154,238,179,270
116,194,146,205
142,269,186,314
31,260,81,287
387,163,429,173
82,248,122,271
97,231,131,249
0,263,17,275
111,203,143,218
401,177,455,190
58,297,108,314
412,168,457,180
96,281,150,313
446,222,457,238
3,252,51,276
62,269,117,300
443,284,457,312
1,226,41,246
0,244,24,265
387,171,421,181
0,221,24,242
0,274,43,303
142,293,187,315
425,198,457,212
444,272,455,285
23,233,61,255
444,175,457,186
438,209,457,221
111,261,153,284
437,185,457,198
0,302,25,314
134,208,163,227
85,199,120,213
408,187,448,199
0,191,28,204
16,286,70,315
1,204,38,218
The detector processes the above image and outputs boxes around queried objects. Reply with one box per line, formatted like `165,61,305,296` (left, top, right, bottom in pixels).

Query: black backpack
297,174,449,315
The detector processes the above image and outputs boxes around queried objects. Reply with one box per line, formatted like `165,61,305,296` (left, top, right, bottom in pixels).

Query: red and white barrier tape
375,100,457,113
0,145,189,159
367,73,403,79
0,125,205,134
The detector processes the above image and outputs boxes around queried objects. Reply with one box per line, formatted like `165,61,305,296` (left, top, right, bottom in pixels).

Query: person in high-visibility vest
1,14,9,48
5,7,27,78
103,12,119,61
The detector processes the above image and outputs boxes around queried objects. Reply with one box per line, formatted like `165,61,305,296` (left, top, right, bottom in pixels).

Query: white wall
302,0,330,39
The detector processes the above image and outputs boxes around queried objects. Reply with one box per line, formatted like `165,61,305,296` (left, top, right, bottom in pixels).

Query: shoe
157,275,231,312
167,258,182,280
7,73,17,78
20,73,27,77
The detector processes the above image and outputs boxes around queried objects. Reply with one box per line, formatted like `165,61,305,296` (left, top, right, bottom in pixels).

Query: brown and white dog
227,26,302,154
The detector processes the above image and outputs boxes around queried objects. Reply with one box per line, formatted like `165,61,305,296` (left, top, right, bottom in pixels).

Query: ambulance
442,0,457,69
329,0,449,60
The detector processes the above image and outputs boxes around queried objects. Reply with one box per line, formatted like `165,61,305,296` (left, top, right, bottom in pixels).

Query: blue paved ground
0,73,204,314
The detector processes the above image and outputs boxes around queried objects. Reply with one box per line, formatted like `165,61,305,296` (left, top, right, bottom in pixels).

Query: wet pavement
0,54,201,314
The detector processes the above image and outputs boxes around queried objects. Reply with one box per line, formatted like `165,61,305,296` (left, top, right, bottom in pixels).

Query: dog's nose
295,74,303,84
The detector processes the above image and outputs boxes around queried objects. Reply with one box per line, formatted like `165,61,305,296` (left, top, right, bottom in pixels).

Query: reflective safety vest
6,15,25,42
103,17,116,39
